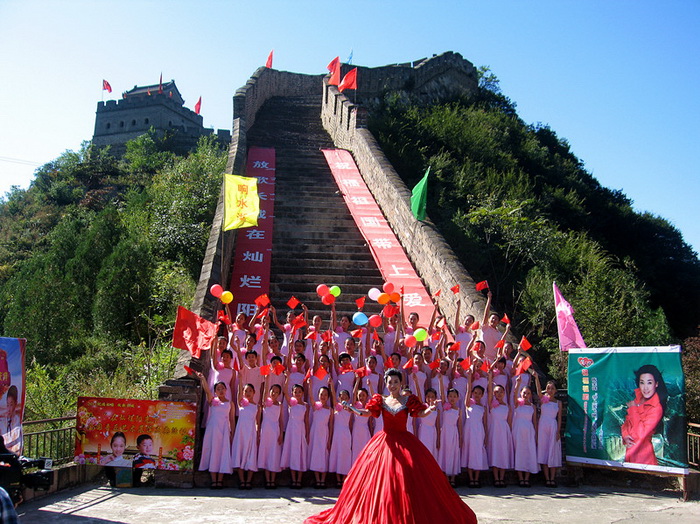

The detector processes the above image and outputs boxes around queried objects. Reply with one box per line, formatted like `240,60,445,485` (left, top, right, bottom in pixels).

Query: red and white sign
322,149,435,324
229,147,276,318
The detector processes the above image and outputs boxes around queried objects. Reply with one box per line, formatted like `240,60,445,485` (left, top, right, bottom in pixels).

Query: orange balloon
377,293,390,305
389,292,401,303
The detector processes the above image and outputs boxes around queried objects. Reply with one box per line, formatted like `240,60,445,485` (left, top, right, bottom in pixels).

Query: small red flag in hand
385,357,394,369
273,364,286,375
476,280,489,291
305,331,317,340
515,358,532,376
351,329,364,338
402,358,415,370
354,366,368,377
501,313,510,324
434,289,442,297
428,359,440,370
254,307,269,321
265,50,274,68
470,321,480,330
495,339,505,349
355,297,366,309
450,342,461,353
372,331,380,341
292,313,307,329
338,67,358,92
322,330,334,343
255,294,270,308
519,336,532,351
217,310,231,325
287,296,300,309
431,331,441,341
304,368,312,381
314,367,328,380
194,96,202,115
480,360,490,373
451,284,460,294
102,79,112,93
459,358,471,371
183,365,195,376
260,365,271,376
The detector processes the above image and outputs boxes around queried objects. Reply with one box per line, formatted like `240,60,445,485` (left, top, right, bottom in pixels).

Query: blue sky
1,1,698,256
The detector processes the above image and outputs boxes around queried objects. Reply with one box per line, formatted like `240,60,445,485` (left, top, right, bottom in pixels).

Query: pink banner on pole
322,149,435,325
553,282,587,352
229,147,276,318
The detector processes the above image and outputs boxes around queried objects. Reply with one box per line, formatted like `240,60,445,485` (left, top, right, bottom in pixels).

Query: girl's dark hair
634,364,668,415
213,381,227,391
447,388,459,397
247,333,257,342
358,387,369,396
222,349,233,358
111,431,127,445
270,355,283,364
425,388,438,396
384,368,402,381
338,352,351,362
245,350,258,358
318,386,330,399
294,339,305,349
390,352,401,359
339,389,350,398
422,346,433,354
270,384,282,394
294,353,307,362
292,383,304,392
244,383,256,393
471,385,485,395
497,357,506,365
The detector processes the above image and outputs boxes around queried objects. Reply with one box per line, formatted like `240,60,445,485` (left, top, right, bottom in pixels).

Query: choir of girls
196,289,562,489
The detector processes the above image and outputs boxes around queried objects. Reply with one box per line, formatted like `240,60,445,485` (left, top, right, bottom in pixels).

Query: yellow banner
223,174,259,230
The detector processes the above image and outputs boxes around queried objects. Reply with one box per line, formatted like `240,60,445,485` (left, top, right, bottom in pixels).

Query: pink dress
537,400,562,467
488,403,513,469
258,403,282,472
281,403,308,471
351,409,371,463
418,409,438,459
308,406,331,472
231,402,258,471
512,404,539,473
198,398,232,474
438,406,461,475
329,407,352,475
462,403,488,470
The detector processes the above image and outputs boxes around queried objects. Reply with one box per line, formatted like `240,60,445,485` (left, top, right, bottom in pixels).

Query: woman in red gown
305,369,478,524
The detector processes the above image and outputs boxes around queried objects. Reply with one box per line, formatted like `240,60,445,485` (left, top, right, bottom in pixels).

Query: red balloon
317,284,330,297
322,293,335,305
210,284,223,298
369,314,382,328
404,335,417,348
377,293,390,305
383,304,397,317
382,282,395,294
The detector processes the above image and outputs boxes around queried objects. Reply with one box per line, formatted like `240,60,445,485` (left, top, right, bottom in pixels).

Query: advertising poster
0,337,26,455
567,346,687,474
75,397,196,471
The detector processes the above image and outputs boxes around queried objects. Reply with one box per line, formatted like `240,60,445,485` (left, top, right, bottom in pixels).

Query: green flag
410,167,430,221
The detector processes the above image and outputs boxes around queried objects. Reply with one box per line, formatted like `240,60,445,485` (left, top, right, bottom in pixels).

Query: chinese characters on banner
322,149,435,324
74,397,197,471
566,346,687,474
0,337,25,455
229,147,276,318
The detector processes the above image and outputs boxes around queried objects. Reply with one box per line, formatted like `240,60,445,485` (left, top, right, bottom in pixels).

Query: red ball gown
305,394,477,524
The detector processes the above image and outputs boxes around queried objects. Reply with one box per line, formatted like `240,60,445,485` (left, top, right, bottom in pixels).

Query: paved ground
18,482,700,523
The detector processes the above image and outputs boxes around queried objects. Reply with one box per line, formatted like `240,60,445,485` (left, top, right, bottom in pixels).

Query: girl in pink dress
350,387,371,463
196,373,233,488
258,380,284,488
281,381,309,489
462,374,488,488
488,370,513,487
438,387,463,486
418,388,439,460
230,381,259,489
329,389,353,486
512,376,539,486
535,376,563,487
308,385,333,488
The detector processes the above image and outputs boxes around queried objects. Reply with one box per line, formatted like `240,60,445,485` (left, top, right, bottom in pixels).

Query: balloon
382,282,395,294
368,287,382,301
317,284,329,297
404,335,417,348
210,284,223,298
369,314,382,328
353,312,369,326
377,293,390,305
322,293,335,305
220,291,233,304
329,285,341,297
389,292,401,303
383,304,397,317
414,328,428,342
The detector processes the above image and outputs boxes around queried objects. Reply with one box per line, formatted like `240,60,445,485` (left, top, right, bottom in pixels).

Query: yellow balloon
220,291,233,304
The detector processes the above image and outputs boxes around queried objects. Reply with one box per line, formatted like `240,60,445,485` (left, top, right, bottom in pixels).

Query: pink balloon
317,284,329,297
404,335,417,348
383,282,395,294
210,284,223,298
368,287,382,301
369,314,382,328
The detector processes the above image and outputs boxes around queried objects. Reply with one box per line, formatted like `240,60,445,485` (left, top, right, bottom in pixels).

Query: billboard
0,337,26,455
567,346,687,474
75,397,197,471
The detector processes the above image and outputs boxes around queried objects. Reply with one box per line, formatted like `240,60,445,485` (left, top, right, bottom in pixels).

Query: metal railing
688,422,700,469
22,416,76,465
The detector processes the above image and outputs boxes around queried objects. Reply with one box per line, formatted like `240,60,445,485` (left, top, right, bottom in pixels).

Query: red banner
74,397,197,471
322,149,435,324
229,147,276,318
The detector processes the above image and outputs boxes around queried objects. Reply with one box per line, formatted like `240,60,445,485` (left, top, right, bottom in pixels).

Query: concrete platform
17,482,700,523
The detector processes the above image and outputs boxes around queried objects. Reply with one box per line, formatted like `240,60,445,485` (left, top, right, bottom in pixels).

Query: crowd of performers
194,290,562,490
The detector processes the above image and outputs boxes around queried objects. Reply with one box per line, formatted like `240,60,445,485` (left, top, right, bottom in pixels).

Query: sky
1,1,698,256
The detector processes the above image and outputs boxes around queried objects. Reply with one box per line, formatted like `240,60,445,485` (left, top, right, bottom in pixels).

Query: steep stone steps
245,96,385,320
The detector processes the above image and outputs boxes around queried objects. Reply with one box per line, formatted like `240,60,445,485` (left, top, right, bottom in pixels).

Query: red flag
287,296,300,309
520,336,532,351
233,358,240,372
265,50,274,68
385,357,394,369
158,73,163,94
273,364,286,375
470,321,480,330
351,329,364,339
372,331,380,341
495,339,505,349
292,313,307,330
254,307,269,321
314,367,328,380
304,368,312,381
402,358,415,370
217,310,231,325
459,358,471,371
194,96,202,115
431,331,441,341
338,67,357,92
354,366,368,377
355,297,366,309
480,360,490,373
322,330,334,343
434,289,442,297
450,342,461,353
451,284,460,294
476,280,489,291
260,365,271,376
172,306,218,359
255,294,271,308
515,358,532,376
501,313,510,324
305,331,317,340
327,56,340,86
428,359,440,370
183,365,195,376
102,79,112,93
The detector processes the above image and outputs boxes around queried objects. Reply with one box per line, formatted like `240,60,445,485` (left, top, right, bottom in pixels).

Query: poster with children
75,397,197,471
566,346,687,474
0,337,26,455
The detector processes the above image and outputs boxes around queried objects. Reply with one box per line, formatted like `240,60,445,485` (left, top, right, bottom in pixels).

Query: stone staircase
245,96,385,319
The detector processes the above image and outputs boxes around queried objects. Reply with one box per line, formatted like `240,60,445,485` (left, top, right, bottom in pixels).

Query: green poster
567,346,687,474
